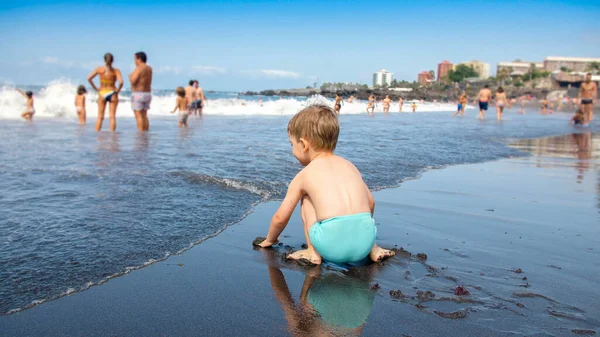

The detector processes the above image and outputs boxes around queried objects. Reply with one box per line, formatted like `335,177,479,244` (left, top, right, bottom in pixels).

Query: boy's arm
366,185,375,216
260,173,304,247
200,89,206,106
171,97,180,113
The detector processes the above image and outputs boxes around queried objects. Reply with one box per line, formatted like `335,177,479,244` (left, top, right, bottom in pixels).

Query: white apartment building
373,69,393,87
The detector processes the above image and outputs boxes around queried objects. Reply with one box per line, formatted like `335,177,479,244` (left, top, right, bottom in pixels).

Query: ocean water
0,81,594,315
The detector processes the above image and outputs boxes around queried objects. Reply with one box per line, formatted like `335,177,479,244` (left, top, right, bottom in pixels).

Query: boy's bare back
296,154,371,221
176,97,189,111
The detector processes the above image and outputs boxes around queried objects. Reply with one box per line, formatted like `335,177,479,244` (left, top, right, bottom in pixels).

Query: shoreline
2,132,598,336
1,134,533,316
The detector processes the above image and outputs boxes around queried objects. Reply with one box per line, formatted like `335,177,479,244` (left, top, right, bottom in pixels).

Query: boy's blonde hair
288,104,339,151
175,87,185,97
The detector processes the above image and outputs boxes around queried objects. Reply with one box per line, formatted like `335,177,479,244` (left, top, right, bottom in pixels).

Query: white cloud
191,65,226,75
40,57,93,70
258,69,302,79
41,56,59,64
154,65,183,75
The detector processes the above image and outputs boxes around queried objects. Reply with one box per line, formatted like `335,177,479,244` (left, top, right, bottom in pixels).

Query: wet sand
1,133,599,336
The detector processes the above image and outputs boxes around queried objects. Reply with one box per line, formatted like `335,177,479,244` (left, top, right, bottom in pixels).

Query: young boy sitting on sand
256,105,395,265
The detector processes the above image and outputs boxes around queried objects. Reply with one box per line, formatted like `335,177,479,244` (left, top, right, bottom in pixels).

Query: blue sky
1,0,599,91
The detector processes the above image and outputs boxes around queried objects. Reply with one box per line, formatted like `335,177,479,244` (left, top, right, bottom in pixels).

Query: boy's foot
285,249,322,265
370,246,396,262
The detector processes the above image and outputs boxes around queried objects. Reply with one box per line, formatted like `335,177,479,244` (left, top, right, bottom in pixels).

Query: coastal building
551,72,600,89
454,60,490,79
497,60,543,76
437,61,453,81
373,69,393,87
543,56,600,72
417,71,432,86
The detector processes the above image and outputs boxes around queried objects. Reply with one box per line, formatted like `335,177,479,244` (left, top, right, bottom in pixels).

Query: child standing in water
75,85,87,124
171,87,189,128
411,102,417,112
256,105,396,265
16,88,35,120
334,93,343,115
570,109,585,125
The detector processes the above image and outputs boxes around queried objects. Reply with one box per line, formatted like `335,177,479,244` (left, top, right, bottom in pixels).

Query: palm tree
497,67,512,86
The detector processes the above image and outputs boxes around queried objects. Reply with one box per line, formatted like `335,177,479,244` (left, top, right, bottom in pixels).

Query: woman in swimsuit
494,87,509,121
88,53,124,131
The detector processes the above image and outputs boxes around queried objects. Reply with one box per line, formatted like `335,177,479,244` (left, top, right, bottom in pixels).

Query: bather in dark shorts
581,98,593,105
478,101,489,111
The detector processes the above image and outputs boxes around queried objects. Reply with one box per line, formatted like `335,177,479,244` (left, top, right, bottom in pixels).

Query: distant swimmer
541,98,548,115
258,96,263,107
570,109,585,125
171,87,189,128
348,95,355,103
477,84,492,120
367,95,375,115
398,97,404,112
383,95,391,113
88,53,124,131
411,102,417,112
494,87,509,121
74,85,87,124
520,96,526,114
129,51,153,131
452,92,468,116
579,73,597,124
194,80,206,115
16,88,35,120
334,93,343,115
185,80,197,115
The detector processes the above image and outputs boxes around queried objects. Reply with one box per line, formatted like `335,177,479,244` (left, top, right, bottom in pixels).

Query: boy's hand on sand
252,236,278,248
259,239,278,248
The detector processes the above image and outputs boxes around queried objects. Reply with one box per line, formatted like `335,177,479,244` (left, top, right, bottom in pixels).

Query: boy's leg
286,195,322,265
369,244,396,262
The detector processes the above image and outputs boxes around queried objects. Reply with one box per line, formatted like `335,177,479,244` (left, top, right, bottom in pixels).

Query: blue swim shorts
479,101,489,111
309,212,376,264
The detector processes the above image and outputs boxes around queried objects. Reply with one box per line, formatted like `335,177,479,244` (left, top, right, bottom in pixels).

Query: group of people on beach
17,52,153,131
16,51,207,130
171,80,207,128
333,94,417,115
451,73,597,124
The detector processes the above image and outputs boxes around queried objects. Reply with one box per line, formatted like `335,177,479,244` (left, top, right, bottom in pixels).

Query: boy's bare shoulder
306,154,360,173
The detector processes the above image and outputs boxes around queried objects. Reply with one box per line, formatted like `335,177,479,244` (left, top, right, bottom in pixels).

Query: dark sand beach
1,132,598,336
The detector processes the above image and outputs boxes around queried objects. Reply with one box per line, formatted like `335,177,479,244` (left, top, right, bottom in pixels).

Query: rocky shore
242,87,560,102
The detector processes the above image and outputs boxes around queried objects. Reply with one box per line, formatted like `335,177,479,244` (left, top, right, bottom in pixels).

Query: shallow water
0,107,594,314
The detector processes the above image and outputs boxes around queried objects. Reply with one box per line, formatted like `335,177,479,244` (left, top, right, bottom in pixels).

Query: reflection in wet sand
262,250,373,336
511,133,599,184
